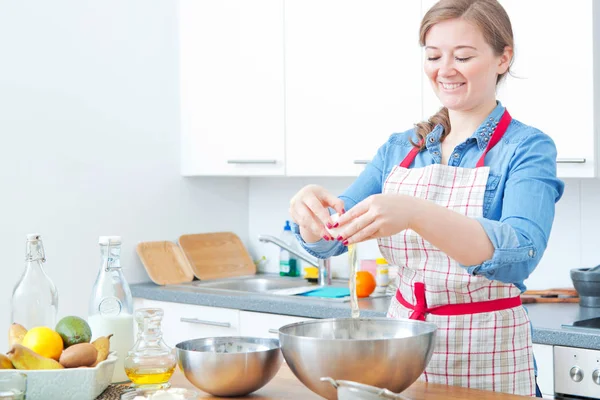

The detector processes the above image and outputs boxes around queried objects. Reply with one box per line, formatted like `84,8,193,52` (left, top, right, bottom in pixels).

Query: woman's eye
455,57,472,62
427,56,440,61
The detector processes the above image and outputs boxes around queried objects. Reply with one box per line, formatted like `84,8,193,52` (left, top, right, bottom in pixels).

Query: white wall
0,2,249,338
248,177,590,291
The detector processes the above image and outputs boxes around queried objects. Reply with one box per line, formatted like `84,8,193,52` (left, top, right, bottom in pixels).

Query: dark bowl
571,266,600,307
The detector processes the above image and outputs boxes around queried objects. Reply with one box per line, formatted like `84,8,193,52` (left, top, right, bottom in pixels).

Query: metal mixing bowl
176,337,282,397
278,317,437,400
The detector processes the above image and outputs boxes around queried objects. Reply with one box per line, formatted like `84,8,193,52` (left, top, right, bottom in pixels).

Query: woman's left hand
334,193,417,245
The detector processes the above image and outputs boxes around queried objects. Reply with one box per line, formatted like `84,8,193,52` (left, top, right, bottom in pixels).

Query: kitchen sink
167,274,391,302
186,276,312,293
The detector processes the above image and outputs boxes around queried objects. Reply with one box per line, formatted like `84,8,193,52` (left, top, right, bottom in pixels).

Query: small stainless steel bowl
176,337,282,397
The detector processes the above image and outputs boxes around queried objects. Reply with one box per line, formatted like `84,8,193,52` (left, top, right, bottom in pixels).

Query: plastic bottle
279,221,300,277
11,233,59,329
88,236,134,383
375,258,390,293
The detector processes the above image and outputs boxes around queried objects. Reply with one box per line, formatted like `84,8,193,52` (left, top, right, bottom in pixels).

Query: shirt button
429,137,435,143
433,151,439,156
453,153,459,158
484,137,489,142
528,249,536,258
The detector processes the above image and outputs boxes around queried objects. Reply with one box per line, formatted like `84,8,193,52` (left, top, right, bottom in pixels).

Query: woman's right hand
289,184,346,243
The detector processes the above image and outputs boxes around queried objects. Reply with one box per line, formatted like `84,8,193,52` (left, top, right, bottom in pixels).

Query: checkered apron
379,111,536,396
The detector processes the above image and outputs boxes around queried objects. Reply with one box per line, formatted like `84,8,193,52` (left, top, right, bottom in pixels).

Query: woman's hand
334,193,417,245
289,184,345,243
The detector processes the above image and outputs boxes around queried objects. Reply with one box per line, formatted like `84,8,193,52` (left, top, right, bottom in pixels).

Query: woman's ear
498,45,514,75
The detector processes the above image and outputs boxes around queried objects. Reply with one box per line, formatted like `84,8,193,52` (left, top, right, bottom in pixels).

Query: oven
555,317,600,399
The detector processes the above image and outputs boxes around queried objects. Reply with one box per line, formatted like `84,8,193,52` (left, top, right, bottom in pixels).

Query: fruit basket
0,351,117,400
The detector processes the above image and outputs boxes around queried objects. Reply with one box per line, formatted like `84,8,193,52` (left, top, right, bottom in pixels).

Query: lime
55,316,92,348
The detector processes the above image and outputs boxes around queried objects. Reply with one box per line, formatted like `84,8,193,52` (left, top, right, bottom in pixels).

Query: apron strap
399,109,512,169
476,110,512,168
396,284,522,321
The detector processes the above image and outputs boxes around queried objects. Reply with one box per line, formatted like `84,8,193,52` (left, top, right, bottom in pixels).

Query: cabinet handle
268,328,279,334
353,160,370,165
227,159,277,165
557,158,586,164
180,317,231,328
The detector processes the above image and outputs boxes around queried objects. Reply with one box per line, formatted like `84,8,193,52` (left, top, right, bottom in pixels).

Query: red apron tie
400,110,512,169
396,283,522,321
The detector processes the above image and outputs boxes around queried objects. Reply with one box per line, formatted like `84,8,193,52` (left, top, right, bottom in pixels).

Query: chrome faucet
258,234,331,286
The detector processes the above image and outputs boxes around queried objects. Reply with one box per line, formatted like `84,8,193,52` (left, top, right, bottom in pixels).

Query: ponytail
412,107,451,150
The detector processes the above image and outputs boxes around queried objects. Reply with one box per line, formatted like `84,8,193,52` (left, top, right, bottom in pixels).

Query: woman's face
424,18,511,112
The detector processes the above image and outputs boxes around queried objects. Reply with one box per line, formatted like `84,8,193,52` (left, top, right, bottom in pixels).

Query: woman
289,0,564,397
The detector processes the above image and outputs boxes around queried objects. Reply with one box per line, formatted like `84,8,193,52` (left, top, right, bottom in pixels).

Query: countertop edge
131,283,600,350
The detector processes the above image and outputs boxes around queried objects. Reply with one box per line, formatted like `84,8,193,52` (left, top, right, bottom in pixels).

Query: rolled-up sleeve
462,131,565,287
292,134,394,259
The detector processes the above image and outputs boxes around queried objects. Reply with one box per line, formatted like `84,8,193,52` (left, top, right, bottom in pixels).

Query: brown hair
414,0,514,149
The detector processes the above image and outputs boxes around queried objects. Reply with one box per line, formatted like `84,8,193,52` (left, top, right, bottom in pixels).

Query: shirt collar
425,101,506,151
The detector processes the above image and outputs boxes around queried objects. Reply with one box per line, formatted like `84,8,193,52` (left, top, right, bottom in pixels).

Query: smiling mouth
439,82,465,90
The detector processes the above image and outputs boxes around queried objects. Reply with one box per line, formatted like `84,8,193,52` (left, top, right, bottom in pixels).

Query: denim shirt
294,101,565,292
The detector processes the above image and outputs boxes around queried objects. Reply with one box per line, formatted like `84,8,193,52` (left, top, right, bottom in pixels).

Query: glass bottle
124,308,176,390
11,234,58,330
88,236,134,384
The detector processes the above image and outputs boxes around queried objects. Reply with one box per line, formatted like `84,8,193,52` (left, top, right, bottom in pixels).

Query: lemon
21,327,64,360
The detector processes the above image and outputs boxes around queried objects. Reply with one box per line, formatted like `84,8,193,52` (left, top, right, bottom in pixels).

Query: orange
21,326,64,360
355,271,376,298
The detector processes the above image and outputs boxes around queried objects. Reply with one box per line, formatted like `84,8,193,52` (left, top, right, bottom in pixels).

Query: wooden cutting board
136,241,195,285
178,232,256,280
520,288,579,304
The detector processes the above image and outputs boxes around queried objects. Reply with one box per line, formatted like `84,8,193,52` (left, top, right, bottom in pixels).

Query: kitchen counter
131,281,600,350
170,364,531,399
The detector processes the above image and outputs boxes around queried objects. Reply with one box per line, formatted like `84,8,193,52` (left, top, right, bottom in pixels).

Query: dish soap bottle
88,236,134,383
279,221,299,277
11,233,59,330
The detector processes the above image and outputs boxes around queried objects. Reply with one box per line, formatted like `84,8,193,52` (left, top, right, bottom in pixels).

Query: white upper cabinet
180,0,598,178
422,0,598,178
180,0,285,176
284,0,423,177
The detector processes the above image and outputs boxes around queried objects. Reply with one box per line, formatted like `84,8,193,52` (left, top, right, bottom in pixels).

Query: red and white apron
380,111,536,396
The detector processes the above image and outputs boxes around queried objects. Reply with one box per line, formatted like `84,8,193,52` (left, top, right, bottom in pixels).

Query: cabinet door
532,343,554,398
180,0,285,176
140,299,240,346
422,0,596,178
239,311,313,338
285,0,423,177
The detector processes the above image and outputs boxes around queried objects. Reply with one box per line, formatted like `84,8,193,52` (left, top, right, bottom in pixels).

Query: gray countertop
131,281,600,350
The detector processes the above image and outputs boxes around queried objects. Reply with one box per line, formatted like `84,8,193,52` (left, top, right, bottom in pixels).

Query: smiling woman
288,0,564,398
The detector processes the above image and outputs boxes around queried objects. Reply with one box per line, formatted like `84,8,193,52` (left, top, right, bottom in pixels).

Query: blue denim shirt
294,101,565,292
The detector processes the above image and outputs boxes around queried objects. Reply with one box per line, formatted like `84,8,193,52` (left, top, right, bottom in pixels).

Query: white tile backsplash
248,177,597,290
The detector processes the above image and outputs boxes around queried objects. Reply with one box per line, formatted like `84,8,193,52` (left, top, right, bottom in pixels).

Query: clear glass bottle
11,234,58,330
124,308,176,390
88,236,134,384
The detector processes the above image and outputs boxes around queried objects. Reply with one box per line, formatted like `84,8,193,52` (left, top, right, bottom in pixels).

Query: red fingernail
333,222,339,228
326,223,333,229
323,235,329,241
337,236,343,241
342,240,349,246
341,208,346,214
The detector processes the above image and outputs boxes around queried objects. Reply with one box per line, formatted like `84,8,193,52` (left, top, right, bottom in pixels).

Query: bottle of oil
124,308,176,390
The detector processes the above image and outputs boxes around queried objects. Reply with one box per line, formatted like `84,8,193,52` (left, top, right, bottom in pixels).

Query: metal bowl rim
175,336,281,353
278,317,437,342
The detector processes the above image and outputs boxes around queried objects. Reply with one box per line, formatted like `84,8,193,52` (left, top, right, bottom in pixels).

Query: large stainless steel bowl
176,337,282,397
279,318,437,400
